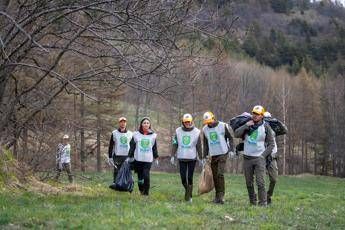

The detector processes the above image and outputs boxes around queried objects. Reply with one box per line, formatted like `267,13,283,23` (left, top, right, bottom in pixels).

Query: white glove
155,159,159,166
201,159,206,166
125,157,134,163
170,156,175,165
108,158,115,166
228,151,235,159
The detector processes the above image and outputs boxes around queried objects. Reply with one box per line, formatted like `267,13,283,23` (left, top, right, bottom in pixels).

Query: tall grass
0,172,344,229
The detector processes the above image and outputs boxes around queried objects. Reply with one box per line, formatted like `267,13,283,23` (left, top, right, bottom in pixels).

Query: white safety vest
57,143,71,164
112,130,133,156
203,122,229,156
244,123,266,157
133,131,157,162
176,127,200,160
272,132,277,154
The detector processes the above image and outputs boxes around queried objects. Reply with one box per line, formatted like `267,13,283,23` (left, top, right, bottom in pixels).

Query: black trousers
179,160,196,188
135,161,152,195
112,156,127,183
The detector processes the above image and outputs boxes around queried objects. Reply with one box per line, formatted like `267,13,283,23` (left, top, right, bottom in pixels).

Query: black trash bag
264,117,288,136
236,142,244,153
114,161,134,192
229,112,252,131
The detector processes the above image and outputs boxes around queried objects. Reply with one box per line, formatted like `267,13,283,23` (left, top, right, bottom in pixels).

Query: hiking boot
267,196,272,205
213,193,224,204
187,185,193,202
218,192,225,204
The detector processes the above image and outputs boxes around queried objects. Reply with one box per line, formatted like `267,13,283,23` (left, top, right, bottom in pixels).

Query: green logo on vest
140,139,150,148
182,135,191,145
210,132,218,142
249,129,258,142
120,136,128,144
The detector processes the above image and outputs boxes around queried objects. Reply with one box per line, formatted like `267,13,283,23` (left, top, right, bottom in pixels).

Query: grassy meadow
0,172,345,229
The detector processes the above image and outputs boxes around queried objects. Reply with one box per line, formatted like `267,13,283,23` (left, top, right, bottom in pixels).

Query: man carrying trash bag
202,111,234,204
108,117,133,189
234,105,275,206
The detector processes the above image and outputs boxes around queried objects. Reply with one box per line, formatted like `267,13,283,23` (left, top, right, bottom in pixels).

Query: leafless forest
1,0,344,177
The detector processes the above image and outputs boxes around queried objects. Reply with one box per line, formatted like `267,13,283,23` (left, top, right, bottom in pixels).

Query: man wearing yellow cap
108,117,133,187
202,111,234,204
234,105,275,206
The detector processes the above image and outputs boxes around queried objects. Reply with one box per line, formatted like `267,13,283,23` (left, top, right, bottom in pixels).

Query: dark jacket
234,121,274,158
128,129,158,159
203,121,234,158
171,126,202,160
108,128,128,158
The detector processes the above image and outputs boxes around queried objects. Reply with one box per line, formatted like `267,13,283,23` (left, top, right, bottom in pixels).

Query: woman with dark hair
128,117,158,196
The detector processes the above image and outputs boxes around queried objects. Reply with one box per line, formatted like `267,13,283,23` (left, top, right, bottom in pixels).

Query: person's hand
201,159,206,166
125,157,134,163
246,120,254,126
108,158,114,166
228,151,236,159
170,156,175,165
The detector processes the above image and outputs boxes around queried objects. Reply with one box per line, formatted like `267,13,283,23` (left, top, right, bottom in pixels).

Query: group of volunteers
55,105,286,206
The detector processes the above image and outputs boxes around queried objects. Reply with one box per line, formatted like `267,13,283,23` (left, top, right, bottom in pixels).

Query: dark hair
139,117,151,133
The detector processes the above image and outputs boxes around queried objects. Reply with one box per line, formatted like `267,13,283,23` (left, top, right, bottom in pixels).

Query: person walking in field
55,134,73,183
202,111,234,204
108,117,133,188
234,105,275,206
170,113,202,202
263,111,287,205
128,117,158,196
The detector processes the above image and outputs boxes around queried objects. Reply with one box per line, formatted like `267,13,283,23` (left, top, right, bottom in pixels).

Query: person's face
63,138,69,144
252,112,263,122
183,121,192,128
119,120,127,129
142,120,150,131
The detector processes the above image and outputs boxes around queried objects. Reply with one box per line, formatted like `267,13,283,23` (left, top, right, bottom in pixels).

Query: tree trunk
80,93,86,172
73,94,78,170
96,82,101,172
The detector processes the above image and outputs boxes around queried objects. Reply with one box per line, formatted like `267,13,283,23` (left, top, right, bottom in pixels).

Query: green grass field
0,172,345,229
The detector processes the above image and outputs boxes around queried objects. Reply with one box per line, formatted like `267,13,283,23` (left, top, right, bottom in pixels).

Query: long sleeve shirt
203,121,234,158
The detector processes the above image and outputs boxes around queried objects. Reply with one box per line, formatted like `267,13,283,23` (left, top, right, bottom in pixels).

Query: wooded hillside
1,0,344,177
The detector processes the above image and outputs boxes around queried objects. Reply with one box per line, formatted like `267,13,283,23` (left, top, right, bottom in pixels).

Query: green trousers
243,156,267,205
